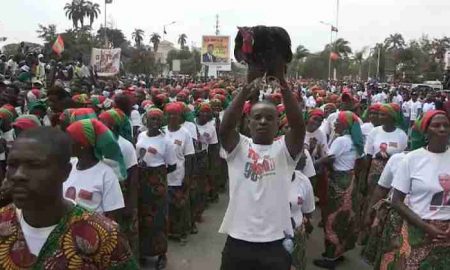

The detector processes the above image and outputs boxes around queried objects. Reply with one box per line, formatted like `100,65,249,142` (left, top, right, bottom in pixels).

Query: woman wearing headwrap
384,110,450,269
313,111,364,269
90,94,112,115
136,107,176,268
71,93,91,108
27,100,47,121
64,119,126,215
194,103,219,228
361,103,381,143
11,114,41,136
99,108,139,257
360,103,408,249
163,102,195,244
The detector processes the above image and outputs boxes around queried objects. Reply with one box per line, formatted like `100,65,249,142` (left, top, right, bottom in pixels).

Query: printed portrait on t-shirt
244,148,276,182
430,174,450,208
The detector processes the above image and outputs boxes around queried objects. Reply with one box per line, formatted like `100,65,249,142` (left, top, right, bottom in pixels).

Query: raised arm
219,82,256,152
280,86,305,158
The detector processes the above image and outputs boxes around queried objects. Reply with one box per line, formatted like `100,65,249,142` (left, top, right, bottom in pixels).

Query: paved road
143,194,373,270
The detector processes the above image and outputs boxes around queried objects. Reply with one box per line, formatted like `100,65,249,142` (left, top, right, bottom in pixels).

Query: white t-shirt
182,121,198,141
136,132,177,167
361,122,375,143
164,127,195,186
306,96,317,108
289,171,315,229
364,126,408,156
392,148,450,220
422,102,435,113
393,94,403,105
378,152,406,189
17,208,57,256
196,120,218,151
63,160,125,213
117,136,138,170
305,129,329,158
130,109,143,127
302,149,316,178
219,135,299,242
329,135,357,171
402,101,411,117
410,100,422,121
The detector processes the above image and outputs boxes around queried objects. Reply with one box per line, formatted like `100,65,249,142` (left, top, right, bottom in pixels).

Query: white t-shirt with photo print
196,120,218,151
219,135,299,242
136,132,177,168
364,126,408,156
289,171,315,229
392,148,450,220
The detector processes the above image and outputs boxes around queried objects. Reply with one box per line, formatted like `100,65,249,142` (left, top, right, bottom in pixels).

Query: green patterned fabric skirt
138,165,168,257
117,180,139,258
190,151,208,223
378,219,450,270
361,199,391,265
324,170,358,258
168,183,191,238
292,225,307,270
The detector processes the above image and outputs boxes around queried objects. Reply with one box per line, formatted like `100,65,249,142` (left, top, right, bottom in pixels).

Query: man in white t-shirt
219,79,305,270
409,92,423,123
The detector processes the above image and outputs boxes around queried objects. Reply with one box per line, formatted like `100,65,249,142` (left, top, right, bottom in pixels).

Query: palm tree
132,29,145,48
36,24,57,43
294,45,309,60
64,0,87,29
85,1,101,27
353,49,365,79
178,34,188,49
333,38,352,58
150,33,161,52
384,33,406,51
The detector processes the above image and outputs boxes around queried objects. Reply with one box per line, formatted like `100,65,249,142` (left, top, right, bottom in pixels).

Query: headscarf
305,108,325,120
27,89,42,103
379,103,404,128
98,108,129,139
72,94,91,105
196,102,212,115
361,103,381,122
90,95,112,110
146,107,164,118
59,109,76,129
0,104,18,125
70,108,97,123
66,119,127,181
27,100,48,118
337,111,364,155
12,115,42,130
411,110,447,150
164,102,184,114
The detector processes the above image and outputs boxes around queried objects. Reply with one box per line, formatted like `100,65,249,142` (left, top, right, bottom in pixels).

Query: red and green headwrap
66,119,127,181
146,107,164,118
70,108,97,123
72,94,91,105
98,108,132,142
141,100,153,111
59,109,76,130
197,102,212,113
164,102,184,114
379,103,403,127
361,103,381,122
12,115,41,130
411,110,447,150
305,108,325,120
90,95,106,107
0,104,18,125
337,111,364,155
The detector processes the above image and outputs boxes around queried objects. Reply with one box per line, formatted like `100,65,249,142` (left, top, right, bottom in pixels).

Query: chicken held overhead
234,26,293,84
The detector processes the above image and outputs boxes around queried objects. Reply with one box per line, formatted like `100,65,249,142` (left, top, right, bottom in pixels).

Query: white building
154,40,176,64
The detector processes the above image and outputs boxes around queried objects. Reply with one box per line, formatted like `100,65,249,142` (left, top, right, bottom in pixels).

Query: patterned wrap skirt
379,219,450,270
190,150,209,223
292,225,307,270
168,182,191,237
117,180,139,258
324,170,359,258
138,165,168,257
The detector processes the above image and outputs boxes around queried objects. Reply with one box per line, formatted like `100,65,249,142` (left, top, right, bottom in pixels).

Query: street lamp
320,21,336,81
163,21,176,41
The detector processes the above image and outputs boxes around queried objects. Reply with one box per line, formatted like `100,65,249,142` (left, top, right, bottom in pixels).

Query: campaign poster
201,36,230,65
90,48,121,77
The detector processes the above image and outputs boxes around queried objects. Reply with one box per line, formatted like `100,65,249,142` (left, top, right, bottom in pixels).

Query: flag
105,0,112,3
163,26,167,34
52,35,64,56
330,52,340,61
331,26,338,32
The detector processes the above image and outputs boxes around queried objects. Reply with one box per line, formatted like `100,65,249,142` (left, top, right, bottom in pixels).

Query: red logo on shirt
65,187,76,200
78,189,93,201
297,196,304,205
388,142,398,148
147,147,158,154
174,140,182,146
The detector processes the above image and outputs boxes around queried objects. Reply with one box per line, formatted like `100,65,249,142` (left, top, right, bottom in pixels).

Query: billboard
90,48,121,77
201,35,230,65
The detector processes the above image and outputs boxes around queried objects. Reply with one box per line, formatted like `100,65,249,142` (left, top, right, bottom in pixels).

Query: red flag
331,26,338,32
52,35,64,56
330,52,340,61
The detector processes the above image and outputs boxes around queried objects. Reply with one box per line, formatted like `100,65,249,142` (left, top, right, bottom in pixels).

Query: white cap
38,54,44,58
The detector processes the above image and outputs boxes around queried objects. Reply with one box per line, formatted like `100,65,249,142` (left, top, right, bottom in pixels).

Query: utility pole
104,1,107,47
215,14,220,36
377,45,381,80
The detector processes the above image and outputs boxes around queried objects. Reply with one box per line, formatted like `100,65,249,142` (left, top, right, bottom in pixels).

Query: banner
201,36,230,65
52,35,64,56
90,48,121,77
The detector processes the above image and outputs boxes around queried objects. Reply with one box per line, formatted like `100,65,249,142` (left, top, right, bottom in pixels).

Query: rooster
234,26,293,85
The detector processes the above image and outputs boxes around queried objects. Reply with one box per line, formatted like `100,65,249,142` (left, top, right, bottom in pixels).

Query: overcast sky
1,0,450,54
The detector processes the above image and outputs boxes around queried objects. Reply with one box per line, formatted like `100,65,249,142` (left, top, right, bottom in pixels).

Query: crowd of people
0,48,449,270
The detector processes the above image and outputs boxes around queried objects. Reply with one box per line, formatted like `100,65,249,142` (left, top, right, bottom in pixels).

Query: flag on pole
331,26,338,32
52,35,64,56
105,0,113,3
